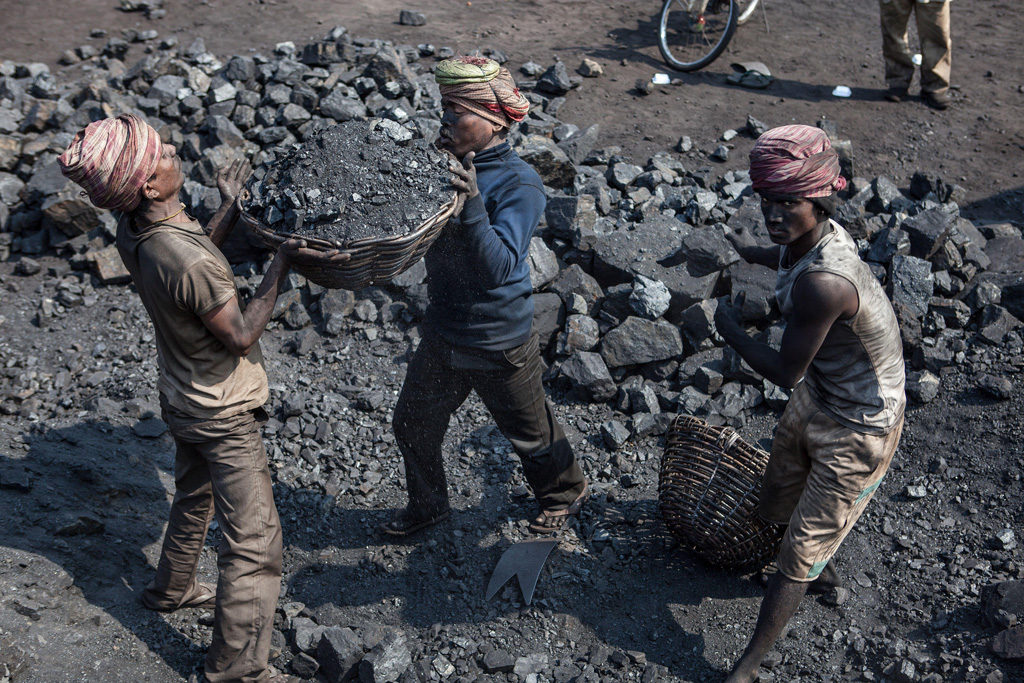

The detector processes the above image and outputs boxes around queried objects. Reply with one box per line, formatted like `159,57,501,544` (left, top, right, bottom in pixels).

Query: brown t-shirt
116,214,268,419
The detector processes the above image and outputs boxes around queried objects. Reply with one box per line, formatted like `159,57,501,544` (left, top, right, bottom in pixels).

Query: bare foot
808,559,842,594
723,664,758,683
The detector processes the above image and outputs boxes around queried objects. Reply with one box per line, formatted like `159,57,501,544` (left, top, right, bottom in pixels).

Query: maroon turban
58,113,162,213
749,124,847,198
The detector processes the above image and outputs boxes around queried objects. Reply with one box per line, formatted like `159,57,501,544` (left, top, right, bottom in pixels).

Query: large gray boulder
628,274,670,319
600,317,683,367
545,194,597,250
560,351,616,402
679,227,740,277
888,254,933,318
678,299,718,350
984,235,1024,274
517,136,576,189
320,88,369,121
557,314,600,355
532,292,565,351
593,215,718,318
528,236,559,290
557,123,599,165
317,626,365,683
547,264,604,315
724,262,778,324
900,207,954,260
358,631,411,683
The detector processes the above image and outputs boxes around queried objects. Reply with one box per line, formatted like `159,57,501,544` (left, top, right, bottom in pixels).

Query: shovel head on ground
485,538,559,606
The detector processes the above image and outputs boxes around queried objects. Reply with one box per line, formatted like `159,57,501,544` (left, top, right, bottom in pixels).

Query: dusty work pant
393,330,586,516
144,401,283,683
880,0,952,95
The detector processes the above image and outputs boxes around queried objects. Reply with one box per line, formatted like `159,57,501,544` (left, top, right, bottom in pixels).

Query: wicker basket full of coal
238,119,458,290
659,415,785,569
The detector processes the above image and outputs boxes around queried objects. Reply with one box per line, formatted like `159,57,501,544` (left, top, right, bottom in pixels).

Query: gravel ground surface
1,1,1023,682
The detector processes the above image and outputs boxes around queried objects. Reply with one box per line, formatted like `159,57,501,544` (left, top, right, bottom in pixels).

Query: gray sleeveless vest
775,221,906,434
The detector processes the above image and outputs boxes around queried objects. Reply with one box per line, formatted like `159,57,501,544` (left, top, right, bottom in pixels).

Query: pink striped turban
435,56,530,128
58,113,162,213
749,124,847,198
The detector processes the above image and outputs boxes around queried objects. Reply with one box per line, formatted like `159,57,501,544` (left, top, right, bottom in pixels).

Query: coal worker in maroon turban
749,124,848,199
715,124,904,683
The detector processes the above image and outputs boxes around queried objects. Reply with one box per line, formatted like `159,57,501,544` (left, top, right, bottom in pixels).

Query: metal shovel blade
485,538,559,606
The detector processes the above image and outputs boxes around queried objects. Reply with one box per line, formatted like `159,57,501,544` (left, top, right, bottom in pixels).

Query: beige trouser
759,382,904,582
879,0,952,95
144,401,283,683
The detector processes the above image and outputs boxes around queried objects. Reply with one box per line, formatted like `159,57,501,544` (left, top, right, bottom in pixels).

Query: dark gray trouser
145,401,282,683
393,330,586,515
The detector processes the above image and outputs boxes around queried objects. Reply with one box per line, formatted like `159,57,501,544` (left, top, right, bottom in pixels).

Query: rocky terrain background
1,1,1023,682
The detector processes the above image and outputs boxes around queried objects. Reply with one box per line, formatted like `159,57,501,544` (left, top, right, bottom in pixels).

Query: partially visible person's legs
143,403,217,612
473,333,586,515
392,332,473,519
724,574,809,683
776,415,903,583
879,0,917,97
731,385,904,682
915,0,952,99
167,407,284,683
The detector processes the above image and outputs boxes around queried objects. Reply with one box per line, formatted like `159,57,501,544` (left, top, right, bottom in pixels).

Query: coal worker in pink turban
57,113,163,213
57,113,338,683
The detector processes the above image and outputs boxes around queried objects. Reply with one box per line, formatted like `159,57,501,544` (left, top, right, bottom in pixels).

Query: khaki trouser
880,0,952,95
759,382,904,582
393,330,586,516
144,401,283,683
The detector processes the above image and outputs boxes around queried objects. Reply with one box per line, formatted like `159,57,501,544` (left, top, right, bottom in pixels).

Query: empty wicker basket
237,189,459,291
659,415,784,569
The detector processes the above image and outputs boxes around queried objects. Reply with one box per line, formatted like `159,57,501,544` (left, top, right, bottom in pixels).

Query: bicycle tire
658,0,739,72
737,0,759,25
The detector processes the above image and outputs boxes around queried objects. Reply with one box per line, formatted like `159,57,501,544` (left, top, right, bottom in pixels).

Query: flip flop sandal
726,70,773,90
529,482,590,535
379,507,451,537
182,582,217,609
144,581,217,612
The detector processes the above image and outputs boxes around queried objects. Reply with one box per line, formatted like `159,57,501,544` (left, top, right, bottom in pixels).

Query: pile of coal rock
242,118,452,243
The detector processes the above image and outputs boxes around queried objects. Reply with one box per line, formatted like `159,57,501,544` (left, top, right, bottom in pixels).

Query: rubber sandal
144,581,216,612
379,507,450,537
726,70,773,90
529,482,589,535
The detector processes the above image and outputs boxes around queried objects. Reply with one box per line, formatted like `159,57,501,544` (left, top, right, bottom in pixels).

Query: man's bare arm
200,240,349,356
714,272,859,388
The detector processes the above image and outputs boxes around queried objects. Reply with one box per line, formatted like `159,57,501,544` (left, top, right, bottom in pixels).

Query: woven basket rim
236,188,459,253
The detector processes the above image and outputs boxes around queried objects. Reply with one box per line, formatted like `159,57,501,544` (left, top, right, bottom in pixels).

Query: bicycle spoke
659,0,738,71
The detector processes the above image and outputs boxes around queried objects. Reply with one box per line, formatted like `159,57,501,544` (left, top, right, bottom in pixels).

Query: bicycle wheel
658,0,739,72
737,0,759,25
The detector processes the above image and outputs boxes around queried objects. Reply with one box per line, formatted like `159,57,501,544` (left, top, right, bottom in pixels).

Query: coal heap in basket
239,118,458,290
